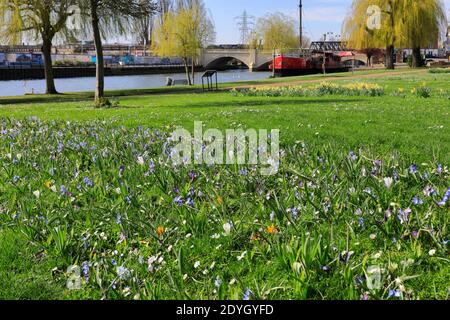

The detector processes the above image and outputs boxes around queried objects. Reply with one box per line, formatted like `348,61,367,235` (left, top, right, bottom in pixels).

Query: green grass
0,69,448,300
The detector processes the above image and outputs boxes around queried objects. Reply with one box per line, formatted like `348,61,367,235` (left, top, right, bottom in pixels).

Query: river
0,70,271,97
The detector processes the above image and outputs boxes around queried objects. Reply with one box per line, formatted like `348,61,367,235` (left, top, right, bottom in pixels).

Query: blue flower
291,207,298,220
82,261,89,282
83,177,94,187
186,197,195,207
409,164,418,174
174,196,183,207
243,288,253,300
397,208,411,224
359,218,365,227
388,289,401,299
412,197,423,206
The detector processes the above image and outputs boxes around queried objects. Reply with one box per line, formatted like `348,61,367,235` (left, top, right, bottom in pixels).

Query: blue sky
205,0,450,44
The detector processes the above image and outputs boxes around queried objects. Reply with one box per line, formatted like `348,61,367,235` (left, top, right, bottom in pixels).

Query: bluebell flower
292,207,298,220
82,261,89,282
149,161,155,174
186,198,195,207
240,168,248,176
243,288,253,300
83,177,94,187
437,164,443,174
409,164,418,174
349,151,358,161
359,218,365,227
174,196,183,206
393,168,399,181
388,289,401,299
412,197,423,206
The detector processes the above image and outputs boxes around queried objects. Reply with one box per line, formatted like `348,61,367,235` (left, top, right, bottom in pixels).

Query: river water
0,70,271,97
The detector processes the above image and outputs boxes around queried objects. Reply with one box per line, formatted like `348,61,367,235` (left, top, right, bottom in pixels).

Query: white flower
429,249,436,256
194,261,200,269
115,188,121,194
223,222,232,235
117,266,130,279
384,177,394,189
33,190,41,198
237,251,247,261
137,156,145,166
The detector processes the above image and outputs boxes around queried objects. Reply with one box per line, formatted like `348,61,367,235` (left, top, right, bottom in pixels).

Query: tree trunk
191,57,195,86
385,45,395,69
42,37,58,94
183,58,191,85
411,47,422,68
91,0,104,100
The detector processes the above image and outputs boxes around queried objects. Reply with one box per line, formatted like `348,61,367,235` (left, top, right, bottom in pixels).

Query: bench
166,77,189,86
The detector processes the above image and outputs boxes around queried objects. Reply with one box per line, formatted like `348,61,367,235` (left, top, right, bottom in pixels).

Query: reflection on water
0,70,271,97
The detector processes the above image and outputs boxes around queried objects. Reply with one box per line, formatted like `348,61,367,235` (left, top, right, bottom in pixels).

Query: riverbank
0,67,427,105
0,65,204,81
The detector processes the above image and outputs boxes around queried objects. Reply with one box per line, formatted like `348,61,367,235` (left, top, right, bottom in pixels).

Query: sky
205,0,450,44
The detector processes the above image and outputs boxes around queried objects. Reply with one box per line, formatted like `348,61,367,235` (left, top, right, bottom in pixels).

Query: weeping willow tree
343,0,403,69
0,0,78,94
255,12,300,53
152,3,215,85
77,0,156,100
343,0,447,69
398,0,446,67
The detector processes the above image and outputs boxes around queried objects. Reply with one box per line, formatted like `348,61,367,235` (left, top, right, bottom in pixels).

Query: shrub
412,86,432,99
94,98,120,109
429,68,450,74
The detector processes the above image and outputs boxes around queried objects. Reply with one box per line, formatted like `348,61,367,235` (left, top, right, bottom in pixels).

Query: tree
255,12,300,53
342,0,402,69
152,2,215,85
80,0,156,100
0,0,78,94
343,0,447,69
399,0,446,68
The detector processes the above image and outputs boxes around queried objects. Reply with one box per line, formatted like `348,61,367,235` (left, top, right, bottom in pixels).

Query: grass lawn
0,69,448,300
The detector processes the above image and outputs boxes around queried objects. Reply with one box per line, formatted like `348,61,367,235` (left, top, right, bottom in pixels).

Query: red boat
271,42,353,77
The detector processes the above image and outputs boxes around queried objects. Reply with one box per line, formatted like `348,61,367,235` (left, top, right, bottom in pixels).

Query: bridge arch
200,49,274,72
204,56,251,70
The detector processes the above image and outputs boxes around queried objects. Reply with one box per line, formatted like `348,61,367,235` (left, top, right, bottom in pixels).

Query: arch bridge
199,49,274,71
199,48,368,70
